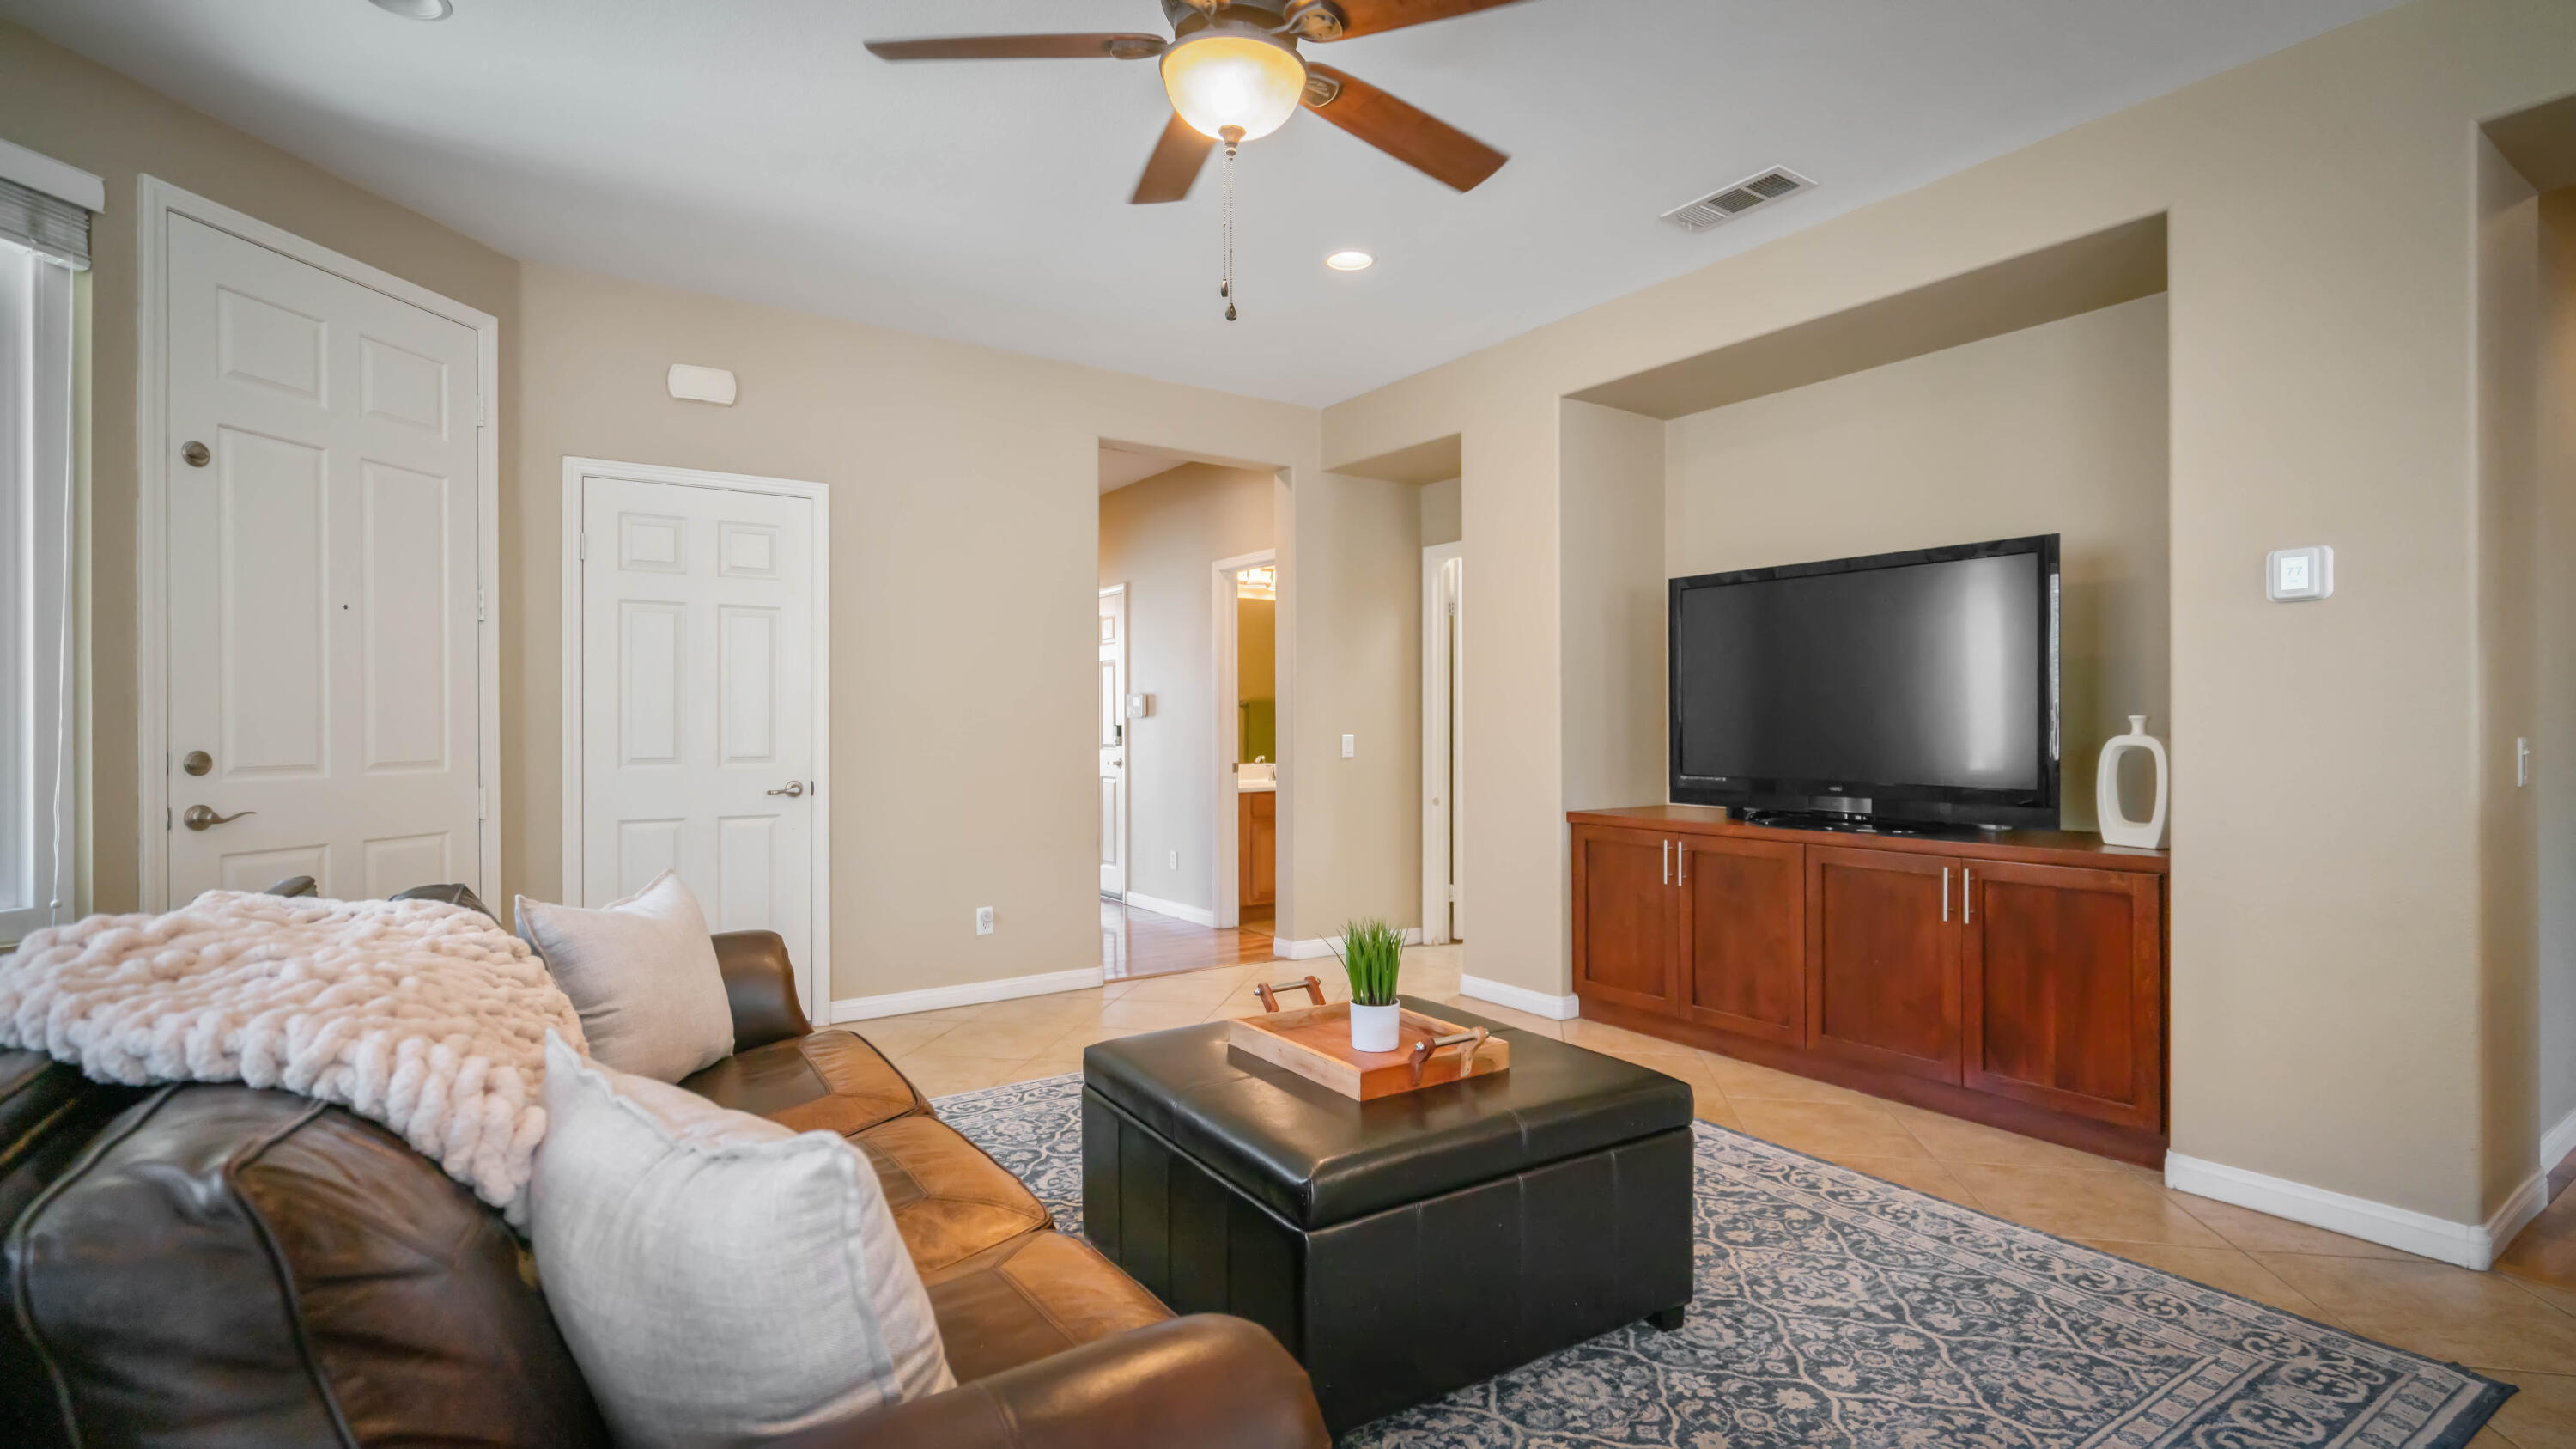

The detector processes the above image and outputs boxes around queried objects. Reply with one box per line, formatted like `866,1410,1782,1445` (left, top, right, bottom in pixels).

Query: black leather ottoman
1081,997,1695,1432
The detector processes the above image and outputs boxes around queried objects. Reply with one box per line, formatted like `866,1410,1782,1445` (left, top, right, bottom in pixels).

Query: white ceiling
6,0,2398,406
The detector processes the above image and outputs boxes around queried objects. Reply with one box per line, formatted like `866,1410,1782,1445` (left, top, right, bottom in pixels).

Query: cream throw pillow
532,1034,954,1446
515,870,733,1082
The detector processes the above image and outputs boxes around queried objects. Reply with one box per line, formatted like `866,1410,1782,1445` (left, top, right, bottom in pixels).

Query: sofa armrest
771,1315,1328,1449
711,929,812,1052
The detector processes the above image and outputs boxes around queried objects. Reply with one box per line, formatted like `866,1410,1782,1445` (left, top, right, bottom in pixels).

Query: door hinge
479,787,488,823
477,584,486,622
1447,884,1458,902
165,807,172,832
475,394,487,428
579,533,587,561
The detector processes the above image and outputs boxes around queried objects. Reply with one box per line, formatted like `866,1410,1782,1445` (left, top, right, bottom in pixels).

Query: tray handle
1408,1026,1491,1087
1253,975,1327,1013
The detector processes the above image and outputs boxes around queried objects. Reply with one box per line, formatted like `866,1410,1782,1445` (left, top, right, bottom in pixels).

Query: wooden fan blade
1132,113,1217,204
1297,0,1525,41
1300,64,1506,192
865,33,1166,61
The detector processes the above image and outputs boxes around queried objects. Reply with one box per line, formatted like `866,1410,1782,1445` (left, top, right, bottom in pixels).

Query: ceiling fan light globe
1160,32,1307,143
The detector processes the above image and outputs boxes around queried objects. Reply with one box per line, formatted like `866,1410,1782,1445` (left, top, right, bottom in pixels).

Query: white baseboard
1458,973,1583,1022
1274,927,1424,961
2543,1105,2576,1174
1119,891,1217,928
830,965,1102,1023
2165,1151,2536,1271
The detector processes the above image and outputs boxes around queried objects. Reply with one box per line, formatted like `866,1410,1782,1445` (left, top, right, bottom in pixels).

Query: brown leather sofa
0,926,1329,1449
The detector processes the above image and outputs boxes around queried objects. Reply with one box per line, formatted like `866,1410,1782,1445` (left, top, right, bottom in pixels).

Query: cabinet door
1805,846,1960,1082
1678,836,1804,1044
1961,860,2162,1129
1571,825,1678,1010
1242,791,1277,907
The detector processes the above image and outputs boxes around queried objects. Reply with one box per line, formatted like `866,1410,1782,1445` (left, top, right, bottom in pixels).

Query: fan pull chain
1219,125,1242,322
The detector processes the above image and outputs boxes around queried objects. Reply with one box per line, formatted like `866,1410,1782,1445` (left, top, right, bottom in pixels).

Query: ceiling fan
864,0,1519,204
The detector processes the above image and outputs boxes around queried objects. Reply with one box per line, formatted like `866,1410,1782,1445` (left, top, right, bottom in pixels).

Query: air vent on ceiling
1661,167,1814,232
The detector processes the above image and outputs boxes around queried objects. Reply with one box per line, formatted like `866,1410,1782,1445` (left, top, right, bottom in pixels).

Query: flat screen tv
1668,534,2060,831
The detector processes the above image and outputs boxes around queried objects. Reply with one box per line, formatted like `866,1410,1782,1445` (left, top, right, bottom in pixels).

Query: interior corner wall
2477,134,2544,1217
1558,399,1668,830
1283,472,1422,941
1419,476,1461,547
0,20,523,918
2541,186,2576,1154
1097,462,1275,916
1662,295,2172,832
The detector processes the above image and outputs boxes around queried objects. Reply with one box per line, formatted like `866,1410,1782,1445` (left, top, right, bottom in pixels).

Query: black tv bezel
1667,533,2062,830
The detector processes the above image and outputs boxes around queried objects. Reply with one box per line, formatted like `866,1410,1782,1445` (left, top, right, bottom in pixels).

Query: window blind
0,176,89,271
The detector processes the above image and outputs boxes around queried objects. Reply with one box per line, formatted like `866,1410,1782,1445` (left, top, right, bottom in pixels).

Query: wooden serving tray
1229,1002,1510,1100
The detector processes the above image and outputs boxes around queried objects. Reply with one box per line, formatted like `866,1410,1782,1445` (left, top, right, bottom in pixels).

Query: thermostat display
2266,545,2333,602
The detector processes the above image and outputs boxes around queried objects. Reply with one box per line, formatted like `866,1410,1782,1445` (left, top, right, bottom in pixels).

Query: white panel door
1099,586,1127,898
164,215,483,901
579,474,815,1001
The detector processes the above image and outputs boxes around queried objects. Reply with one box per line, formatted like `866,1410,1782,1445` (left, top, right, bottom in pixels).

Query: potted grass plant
1334,918,1405,1052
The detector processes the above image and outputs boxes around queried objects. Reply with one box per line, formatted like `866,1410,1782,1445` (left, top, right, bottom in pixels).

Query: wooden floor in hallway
1101,896,1273,982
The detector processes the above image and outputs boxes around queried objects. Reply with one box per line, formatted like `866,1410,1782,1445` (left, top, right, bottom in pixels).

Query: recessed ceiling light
1325,250,1375,271
368,0,453,19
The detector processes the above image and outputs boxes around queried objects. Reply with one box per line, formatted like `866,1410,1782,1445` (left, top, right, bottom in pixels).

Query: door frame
559,457,834,1025
1211,548,1275,931
1098,582,1128,900
1420,542,1462,945
134,176,502,910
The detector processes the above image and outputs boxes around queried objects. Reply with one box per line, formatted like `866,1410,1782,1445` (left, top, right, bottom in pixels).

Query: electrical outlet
1341,734,1356,758
1167,850,1177,869
975,906,994,935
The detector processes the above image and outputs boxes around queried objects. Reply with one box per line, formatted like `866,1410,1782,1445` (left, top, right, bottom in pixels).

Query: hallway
1101,897,1273,982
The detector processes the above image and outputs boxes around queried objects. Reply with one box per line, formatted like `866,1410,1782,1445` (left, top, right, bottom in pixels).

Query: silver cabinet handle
182,805,254,831
1662,838,1670,885
766,781,806,798
1678,840,1687,884
1963,868,1973,923
1941,866,1950,922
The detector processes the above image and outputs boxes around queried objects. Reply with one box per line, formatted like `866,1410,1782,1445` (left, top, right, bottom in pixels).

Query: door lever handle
766,781,806,798
182,805,254,831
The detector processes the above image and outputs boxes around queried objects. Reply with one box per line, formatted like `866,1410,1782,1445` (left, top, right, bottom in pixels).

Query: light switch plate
1126,693,1151,719
974,906,994,936
1341,734,1356,758
2266,545,2333,602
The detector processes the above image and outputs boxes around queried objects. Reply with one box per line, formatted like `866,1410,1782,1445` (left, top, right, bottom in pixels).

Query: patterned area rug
933,1075,2510,1448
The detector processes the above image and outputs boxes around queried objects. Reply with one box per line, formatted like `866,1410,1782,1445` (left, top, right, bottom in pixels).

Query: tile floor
865,943,2576,1446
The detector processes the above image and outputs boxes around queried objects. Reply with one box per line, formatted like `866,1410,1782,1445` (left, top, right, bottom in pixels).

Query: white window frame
0,237,76,947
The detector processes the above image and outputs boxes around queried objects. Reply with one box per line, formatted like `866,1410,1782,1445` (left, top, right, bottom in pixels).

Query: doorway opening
1097,446,1286,978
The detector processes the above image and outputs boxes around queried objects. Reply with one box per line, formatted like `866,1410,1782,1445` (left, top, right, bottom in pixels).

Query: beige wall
1664,295,2172,831
1321,0,2576,1224
1240,596,1276,705
1097,462,1274,914
1286,472,1423,940
2476,135,2542,1213
1559,400,1667,825
515,265,1321,1003
0,21,521,917
1420,476,1461,547
2543,187,2576,1142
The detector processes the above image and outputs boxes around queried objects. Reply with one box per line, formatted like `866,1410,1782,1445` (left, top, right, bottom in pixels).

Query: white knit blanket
0,891,585,1219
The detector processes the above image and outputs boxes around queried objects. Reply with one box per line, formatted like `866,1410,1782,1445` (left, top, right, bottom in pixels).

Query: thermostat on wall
2266,545,2333,602
1126,693,1151,720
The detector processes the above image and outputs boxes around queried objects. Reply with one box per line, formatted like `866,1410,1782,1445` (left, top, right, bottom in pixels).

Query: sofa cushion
854,1115,1053,1274
515,870,734,1082
9,1081,609,1449
923,1230,1174,1384
680,1027,927,1135
532,1036,952,1447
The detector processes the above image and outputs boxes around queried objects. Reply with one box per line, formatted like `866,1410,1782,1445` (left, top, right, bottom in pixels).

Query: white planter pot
1349,1002,1401,1054
2094,714,2170,849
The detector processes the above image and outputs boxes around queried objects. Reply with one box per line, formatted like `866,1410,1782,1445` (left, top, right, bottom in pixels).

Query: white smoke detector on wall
666,363,738,406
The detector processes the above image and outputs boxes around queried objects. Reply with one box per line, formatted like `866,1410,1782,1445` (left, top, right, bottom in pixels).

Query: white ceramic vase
1349,1002,1401,1053
2095,715,2169,849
